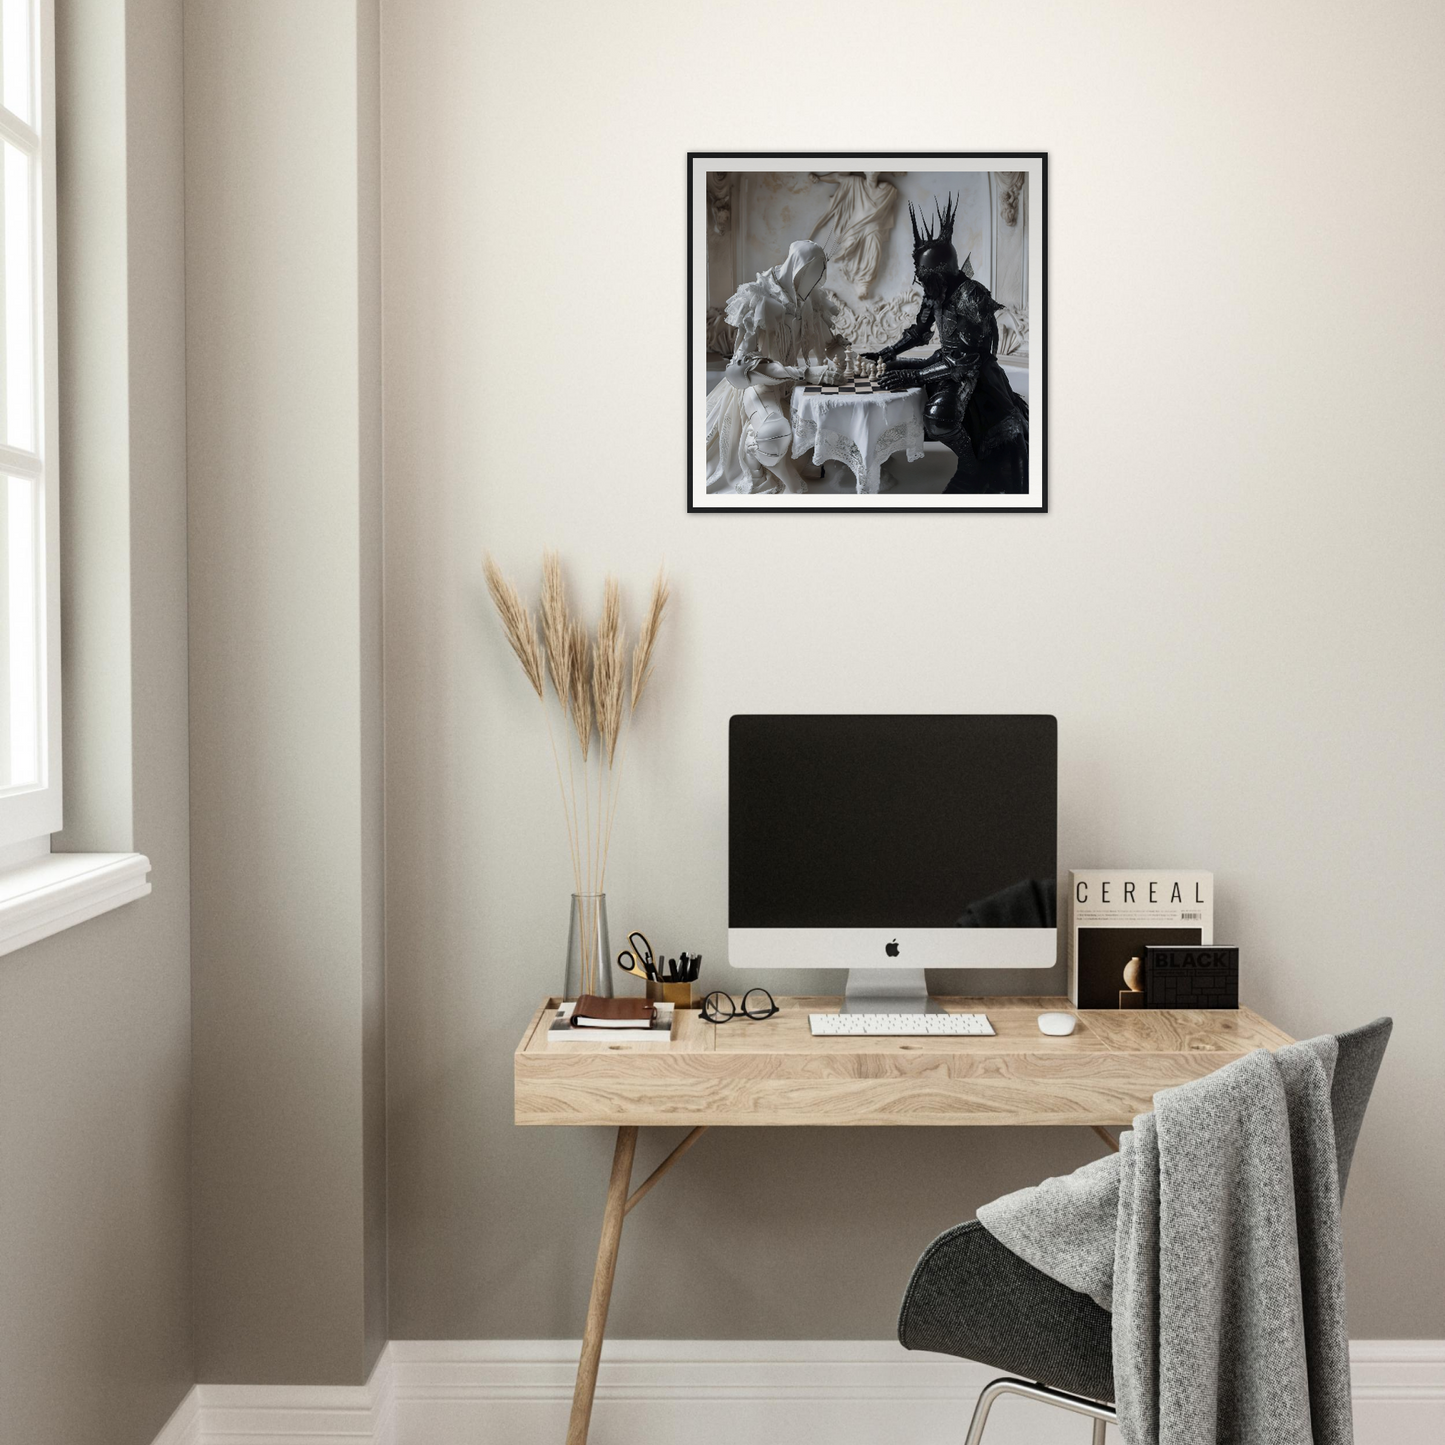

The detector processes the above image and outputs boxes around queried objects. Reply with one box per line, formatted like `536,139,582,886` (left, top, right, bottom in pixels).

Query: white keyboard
809,1012,995,1037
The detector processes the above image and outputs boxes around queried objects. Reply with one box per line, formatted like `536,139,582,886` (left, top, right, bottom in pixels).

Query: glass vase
564,893,612,1001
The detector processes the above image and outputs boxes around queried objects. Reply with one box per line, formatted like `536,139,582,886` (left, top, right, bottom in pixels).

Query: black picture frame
688,152,1047,515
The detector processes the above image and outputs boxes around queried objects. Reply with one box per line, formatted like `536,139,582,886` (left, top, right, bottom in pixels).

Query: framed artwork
688,153,1047,514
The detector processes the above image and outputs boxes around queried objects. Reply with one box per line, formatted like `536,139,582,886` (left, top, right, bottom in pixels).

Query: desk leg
566,1125,638,1445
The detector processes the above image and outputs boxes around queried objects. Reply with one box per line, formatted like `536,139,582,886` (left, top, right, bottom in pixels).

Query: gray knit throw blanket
977,1038,1353,1445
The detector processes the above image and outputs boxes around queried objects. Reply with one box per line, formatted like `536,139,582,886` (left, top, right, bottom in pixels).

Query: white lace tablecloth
789,385,927,494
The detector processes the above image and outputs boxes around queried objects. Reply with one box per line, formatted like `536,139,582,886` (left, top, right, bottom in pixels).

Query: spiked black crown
909,193,958,265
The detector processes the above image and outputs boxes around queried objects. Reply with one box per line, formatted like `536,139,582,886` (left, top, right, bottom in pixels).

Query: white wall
382,0,1445,1343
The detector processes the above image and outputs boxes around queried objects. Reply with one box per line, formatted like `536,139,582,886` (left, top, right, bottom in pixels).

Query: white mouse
1037,1011,1078,1036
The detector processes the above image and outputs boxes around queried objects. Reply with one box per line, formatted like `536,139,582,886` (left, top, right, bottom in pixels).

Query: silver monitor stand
840,967,942,1015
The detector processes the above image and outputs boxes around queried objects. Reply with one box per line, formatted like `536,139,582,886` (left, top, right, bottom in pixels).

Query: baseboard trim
150,1387,200,1445
1350,1338,1445,1402
151,1339,1445,1444
390,1337,991,1402
149,1352,394,1445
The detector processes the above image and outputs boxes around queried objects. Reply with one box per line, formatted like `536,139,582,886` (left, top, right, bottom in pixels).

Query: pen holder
647,979,693,1009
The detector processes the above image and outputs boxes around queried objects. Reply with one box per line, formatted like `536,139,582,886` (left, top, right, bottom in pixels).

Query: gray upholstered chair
897,1018,1392,1444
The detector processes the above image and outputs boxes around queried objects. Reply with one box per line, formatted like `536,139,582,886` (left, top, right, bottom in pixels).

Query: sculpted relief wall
706,169,1029,358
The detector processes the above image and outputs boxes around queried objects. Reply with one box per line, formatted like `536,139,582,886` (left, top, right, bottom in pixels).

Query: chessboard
801,381,884,395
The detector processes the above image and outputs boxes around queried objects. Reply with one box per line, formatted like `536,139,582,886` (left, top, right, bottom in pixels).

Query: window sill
0,852,152,958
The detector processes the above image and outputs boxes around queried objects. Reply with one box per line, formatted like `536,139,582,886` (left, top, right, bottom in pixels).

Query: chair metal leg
961,1379,1007,1445
963,1377,1117,1445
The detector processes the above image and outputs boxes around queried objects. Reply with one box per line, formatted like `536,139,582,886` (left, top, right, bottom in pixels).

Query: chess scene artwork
689,155,1046,513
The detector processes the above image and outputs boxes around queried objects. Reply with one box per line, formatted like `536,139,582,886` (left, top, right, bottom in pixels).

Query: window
0,0,57,855
0,0,149,950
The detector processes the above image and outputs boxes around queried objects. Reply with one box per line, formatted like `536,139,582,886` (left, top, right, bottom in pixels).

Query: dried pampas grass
483,555,544,700
593,579,626,767
540,550,572,706
631,568,670,710
483,551,670,926
567,618,593,761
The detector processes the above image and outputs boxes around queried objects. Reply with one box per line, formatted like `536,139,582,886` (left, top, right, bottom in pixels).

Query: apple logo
885,939,900,957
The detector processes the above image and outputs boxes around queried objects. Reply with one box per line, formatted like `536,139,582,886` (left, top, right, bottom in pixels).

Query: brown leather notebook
571,995,656,1028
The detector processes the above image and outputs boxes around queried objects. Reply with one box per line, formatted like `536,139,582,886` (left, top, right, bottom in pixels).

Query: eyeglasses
700,988,778,1023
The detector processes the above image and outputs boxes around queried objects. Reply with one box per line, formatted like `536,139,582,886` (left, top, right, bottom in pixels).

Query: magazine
1068,870,1213,1009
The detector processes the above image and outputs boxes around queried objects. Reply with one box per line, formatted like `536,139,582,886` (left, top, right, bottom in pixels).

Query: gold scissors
616,930,657,982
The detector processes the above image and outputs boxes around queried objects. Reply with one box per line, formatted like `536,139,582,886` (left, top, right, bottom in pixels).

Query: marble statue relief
995,301,1028,357
706,171,732,235
705,306,736,356
829,282,930,355
807,172,900,300
996,171,1027,226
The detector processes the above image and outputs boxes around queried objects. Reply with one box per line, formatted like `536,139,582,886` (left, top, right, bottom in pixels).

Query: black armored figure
864,195,1029,494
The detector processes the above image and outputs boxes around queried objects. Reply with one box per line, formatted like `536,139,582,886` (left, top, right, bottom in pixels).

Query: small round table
790,383,926,495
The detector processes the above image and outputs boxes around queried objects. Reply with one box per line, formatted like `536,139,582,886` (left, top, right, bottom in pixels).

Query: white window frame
0,0,59,853
0,0,150,955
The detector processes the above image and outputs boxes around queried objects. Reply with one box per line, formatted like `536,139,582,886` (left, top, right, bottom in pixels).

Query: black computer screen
728,715,1057,929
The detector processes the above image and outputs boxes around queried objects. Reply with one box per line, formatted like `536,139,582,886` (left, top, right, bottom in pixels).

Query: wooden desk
514,995,1293,1444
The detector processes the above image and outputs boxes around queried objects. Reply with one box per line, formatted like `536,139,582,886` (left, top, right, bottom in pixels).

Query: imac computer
728,714,1058,1013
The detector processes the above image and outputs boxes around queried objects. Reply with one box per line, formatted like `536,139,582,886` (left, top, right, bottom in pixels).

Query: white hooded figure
705,240,839,495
